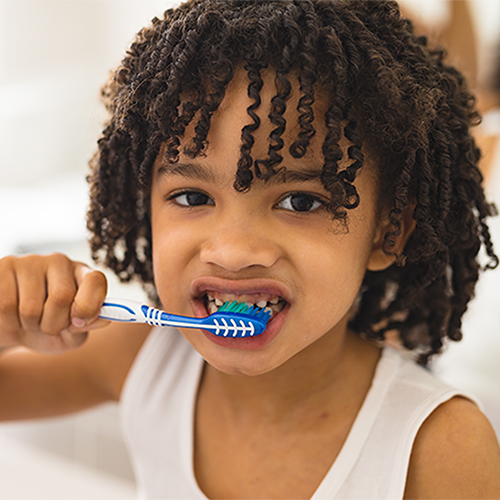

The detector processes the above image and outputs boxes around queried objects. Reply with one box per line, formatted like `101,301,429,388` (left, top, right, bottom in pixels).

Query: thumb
70,264,108,327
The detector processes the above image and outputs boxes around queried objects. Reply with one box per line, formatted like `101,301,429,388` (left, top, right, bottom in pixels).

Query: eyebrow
157,162,324,185
157,162,219,183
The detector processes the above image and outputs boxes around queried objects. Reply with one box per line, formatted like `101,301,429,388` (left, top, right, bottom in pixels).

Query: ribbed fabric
121,328,478,499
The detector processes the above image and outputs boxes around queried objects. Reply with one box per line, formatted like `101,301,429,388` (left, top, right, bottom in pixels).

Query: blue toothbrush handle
98,298,204,328
98,298,267,337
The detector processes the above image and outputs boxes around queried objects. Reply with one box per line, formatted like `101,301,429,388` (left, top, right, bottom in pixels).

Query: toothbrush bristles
217,301,250,313
215,300,271,322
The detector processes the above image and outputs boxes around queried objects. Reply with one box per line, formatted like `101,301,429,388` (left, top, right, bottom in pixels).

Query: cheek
292,233,372,330
150,218,198,307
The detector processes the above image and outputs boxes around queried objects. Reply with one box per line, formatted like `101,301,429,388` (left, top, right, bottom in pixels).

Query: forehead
177,67,329,165
155,66,380,203
219,67,328,135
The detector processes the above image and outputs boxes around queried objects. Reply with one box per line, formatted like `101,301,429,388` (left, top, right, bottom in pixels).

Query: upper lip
190,276,292,303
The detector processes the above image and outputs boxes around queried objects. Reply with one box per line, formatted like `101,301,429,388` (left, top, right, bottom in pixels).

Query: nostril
199,233,280,271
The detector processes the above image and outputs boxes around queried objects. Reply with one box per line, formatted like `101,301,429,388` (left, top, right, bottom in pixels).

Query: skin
0,68,499,498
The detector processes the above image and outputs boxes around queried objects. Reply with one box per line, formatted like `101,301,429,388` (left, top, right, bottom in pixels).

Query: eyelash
166,190,215,208
166,189,327,213
276,192,326,213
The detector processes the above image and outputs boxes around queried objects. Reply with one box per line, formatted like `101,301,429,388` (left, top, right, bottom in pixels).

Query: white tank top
121,327,478,499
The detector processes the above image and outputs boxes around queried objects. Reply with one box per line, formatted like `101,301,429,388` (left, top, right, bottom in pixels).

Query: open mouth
203,292,287,322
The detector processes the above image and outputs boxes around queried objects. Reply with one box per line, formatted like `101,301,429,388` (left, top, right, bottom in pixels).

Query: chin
209,357,284,377
185,331,290,377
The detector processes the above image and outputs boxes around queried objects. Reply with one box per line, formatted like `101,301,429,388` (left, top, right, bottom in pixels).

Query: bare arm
405,396,500,499
0,322,150,421
0,253,150,421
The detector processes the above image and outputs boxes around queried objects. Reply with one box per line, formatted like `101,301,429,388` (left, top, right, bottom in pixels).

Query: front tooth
256,300,267,308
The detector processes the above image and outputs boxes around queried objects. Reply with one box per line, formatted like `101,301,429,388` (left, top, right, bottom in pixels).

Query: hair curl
87,0,498,365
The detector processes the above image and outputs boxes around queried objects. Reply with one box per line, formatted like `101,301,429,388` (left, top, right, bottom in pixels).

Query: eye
169,190,214,207
277,192,325,213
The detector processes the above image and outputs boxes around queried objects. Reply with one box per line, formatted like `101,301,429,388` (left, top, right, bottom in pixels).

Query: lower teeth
207,301,218,315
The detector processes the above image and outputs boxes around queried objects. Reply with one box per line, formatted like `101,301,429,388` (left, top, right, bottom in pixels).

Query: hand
0,253,108,354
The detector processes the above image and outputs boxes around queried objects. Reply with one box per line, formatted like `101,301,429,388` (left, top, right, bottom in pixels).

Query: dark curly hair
87,0,498,365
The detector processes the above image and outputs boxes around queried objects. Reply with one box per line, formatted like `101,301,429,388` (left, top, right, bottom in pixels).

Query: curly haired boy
1,1,499,498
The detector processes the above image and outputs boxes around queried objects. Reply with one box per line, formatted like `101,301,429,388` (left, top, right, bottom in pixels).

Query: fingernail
71,317,87,328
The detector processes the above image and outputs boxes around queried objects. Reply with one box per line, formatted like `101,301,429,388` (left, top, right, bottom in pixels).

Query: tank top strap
313,347,480,499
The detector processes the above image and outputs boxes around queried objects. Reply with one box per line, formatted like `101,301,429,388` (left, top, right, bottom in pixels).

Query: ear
367,204,416,272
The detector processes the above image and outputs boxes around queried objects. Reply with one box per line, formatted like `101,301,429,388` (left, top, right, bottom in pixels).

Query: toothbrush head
203,300,272,337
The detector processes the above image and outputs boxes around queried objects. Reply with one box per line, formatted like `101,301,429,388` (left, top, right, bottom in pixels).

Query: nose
199,214,281,272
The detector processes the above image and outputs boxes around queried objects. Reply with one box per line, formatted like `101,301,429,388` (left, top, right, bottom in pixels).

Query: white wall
0,2,177,495
0,0,498,188
0,0,179,256
0,0,175,186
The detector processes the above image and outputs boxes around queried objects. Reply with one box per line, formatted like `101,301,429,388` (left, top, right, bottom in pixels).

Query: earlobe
367,204,416,272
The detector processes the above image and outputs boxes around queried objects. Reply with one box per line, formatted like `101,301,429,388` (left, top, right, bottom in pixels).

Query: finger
59,317,110,351
70,266,107,328
67,317,110,333
59,328,89,350
21,327,88,354
39,255,77,336
0,259,22,344
16,257,48,334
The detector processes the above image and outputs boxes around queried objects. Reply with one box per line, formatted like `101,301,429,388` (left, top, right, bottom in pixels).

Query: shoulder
404,396,500,499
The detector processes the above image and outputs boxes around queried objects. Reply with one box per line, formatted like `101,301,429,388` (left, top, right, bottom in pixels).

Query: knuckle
47,252,69,263
40,316,71,337
50,285,76,308
41,325,66,337
19,299,43,322
0,255,15,269
21,254,43,267
75,302,95,319
91,269,107,285
0,296,17,316
87,270,108,293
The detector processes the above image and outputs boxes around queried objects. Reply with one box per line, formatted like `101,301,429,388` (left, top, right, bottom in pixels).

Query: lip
189,276,292,350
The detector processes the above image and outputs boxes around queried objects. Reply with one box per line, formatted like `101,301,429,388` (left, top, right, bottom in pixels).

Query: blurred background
0,1,174,498
0,0,499,498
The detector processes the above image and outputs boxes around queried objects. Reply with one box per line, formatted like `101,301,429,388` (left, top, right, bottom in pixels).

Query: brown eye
172,191,214,207
278,193,323,212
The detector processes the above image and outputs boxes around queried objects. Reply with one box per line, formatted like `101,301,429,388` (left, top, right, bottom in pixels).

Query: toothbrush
98,298,272,337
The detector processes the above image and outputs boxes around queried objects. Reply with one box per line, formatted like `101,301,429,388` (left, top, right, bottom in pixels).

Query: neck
200,327,381,427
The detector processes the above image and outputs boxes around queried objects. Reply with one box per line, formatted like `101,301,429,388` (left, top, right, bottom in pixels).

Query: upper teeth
205,293,283,311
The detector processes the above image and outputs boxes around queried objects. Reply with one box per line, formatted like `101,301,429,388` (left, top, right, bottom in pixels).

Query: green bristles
218,301,250,313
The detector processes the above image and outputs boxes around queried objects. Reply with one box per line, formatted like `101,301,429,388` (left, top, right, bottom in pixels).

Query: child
1,0,500,498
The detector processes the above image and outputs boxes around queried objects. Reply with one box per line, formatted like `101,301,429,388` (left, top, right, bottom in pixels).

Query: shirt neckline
180,346,400,499
311,347,400,498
